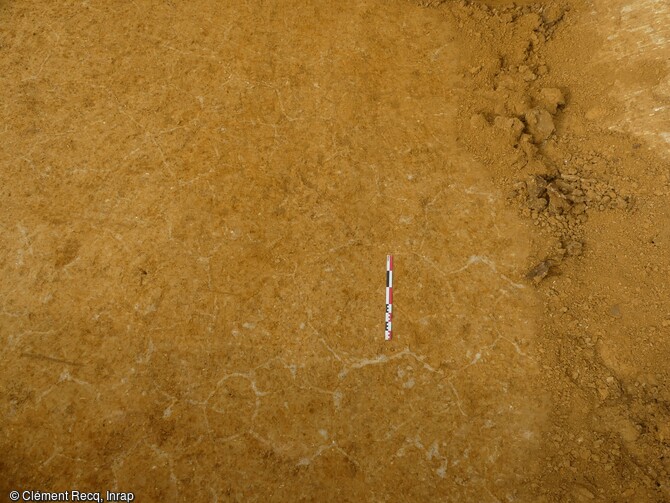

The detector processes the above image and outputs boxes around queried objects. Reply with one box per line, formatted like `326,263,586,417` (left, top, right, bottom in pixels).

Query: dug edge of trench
428,0,670,499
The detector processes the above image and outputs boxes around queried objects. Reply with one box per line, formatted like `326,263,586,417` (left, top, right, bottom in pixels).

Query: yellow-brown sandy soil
1,0,668,501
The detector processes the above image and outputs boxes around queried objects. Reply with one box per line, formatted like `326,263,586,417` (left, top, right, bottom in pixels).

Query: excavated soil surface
1,0,668,501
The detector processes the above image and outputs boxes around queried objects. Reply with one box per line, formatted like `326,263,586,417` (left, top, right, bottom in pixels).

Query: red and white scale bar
385,255,393,341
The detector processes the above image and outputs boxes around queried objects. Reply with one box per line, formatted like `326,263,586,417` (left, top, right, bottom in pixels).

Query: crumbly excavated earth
441,1,670,500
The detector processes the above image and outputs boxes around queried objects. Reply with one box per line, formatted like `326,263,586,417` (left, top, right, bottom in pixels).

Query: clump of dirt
509,167,633,259
521,173,629,281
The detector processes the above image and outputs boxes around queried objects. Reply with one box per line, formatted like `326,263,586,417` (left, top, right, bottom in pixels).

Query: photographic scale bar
385,254,393,341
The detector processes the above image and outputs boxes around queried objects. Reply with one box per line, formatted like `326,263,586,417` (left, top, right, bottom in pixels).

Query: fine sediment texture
1,0,668,501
